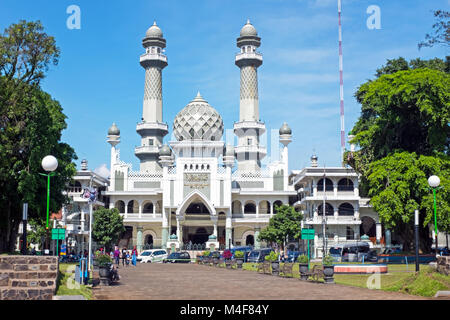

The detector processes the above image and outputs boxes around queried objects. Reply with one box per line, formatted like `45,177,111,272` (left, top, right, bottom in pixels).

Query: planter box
299,263,309,281
323,265,334,284
271,261,280,276
236,259,244,269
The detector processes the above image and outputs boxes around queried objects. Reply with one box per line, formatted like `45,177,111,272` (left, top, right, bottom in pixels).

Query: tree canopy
418,10,449,50
347,58,450,252
0,20,76,253
92,208,125,251
258,205,303,249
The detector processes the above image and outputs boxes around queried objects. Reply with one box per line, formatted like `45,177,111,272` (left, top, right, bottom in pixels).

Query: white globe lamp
42,155,58,172
428,175,440,188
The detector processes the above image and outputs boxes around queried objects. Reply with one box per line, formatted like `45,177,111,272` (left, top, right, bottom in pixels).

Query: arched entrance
144,235,153,248
246,235,254,246
360,216,376,238
190,227,211,244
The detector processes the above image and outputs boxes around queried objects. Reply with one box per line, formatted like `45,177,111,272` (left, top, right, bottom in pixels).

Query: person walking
114,246,120,268
122,248,127,267
131,246,138,266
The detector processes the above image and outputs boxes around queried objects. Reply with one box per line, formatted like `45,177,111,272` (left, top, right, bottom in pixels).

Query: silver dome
159,144,172,156
145,21,163,38
108,122,120,135
279,122,292,135
240,19,258,37
173,92,224,141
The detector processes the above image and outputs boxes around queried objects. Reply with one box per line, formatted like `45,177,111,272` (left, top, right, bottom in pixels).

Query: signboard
51,228,66,240
301,228,315,240
183,173,210,198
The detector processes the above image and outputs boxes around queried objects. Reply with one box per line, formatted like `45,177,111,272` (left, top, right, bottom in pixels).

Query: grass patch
384,267,450,297
56,263,92,300
242,263,450,297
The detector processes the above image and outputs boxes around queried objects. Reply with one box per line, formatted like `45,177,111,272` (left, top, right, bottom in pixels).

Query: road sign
51,228,65,240
301,228,315,240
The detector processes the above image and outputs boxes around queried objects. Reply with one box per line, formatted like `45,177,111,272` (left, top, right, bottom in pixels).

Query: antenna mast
338,0,345,166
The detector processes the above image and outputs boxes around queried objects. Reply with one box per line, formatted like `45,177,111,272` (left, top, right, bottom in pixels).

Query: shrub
297,255,309,264
96,254,112,267
265,251,279,262
223,249,232,259
235,250,245,259
203,250,211,257
322,255,334,266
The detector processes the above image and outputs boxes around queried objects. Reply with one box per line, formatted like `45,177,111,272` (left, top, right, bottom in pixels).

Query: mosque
62,21,386,258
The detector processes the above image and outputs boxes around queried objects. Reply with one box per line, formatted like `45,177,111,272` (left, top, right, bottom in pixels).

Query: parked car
163,251,191,263
329,242,372,262
229,246,253,262
437,247,450,256
137,249,168,263
247,248,274,263
286,250,303,262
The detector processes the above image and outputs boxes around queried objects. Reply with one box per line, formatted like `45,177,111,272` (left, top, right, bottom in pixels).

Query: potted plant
223,249,232,269
96,253,113,286
297,255,309,280
235,250,245,269
322,255,335,284
265,251,280,276
203,250,211,265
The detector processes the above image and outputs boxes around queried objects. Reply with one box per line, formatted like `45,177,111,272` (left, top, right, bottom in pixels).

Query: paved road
93,263,426,300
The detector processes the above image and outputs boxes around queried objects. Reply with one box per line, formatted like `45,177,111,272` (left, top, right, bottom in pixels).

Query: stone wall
0,256,58,300
437,256,450,276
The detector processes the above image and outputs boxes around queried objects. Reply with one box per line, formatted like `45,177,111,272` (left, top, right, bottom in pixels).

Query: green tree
92,208,125,251
418,10,449,49
0,20,76,253
365,152,449,252
347,62,450,252
375,57,449,77
258,205,303,250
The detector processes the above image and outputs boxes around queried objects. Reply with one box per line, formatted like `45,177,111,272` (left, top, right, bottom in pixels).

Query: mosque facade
101,21,383,256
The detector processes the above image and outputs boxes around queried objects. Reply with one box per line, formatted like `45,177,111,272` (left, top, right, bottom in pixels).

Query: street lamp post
428,175,440,258
40,155,58,253
414,209,419,272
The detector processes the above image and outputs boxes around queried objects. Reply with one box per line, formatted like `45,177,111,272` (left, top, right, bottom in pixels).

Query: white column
124,201,128,219
138,201,142,219
152,201,156,218
354,179,359,197
334,207,339,219
313,180,317,197
333,184,338,197
376,223,382,243
256,202,259,218
270,203,273,217
176,217,181,241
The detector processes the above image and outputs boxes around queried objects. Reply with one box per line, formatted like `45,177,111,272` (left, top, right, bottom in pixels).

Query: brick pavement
93,263,427,300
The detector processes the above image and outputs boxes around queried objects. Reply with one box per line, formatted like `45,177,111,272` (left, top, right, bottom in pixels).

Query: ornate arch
241,230,255,245
177,190,217,217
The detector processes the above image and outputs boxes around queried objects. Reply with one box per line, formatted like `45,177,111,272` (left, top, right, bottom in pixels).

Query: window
339,203,354,216
247,138,252,145
338,178,354,191
317,178,333,191
317,203,334,216
149,139,154,146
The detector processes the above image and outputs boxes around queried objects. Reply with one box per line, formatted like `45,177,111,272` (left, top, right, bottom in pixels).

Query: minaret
234,20,266,172
279,122,292,190
135,21,169,172
107,122,120,190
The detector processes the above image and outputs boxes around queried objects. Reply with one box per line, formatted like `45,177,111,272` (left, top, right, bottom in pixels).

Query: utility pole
414,209,420,272
322,166,327,259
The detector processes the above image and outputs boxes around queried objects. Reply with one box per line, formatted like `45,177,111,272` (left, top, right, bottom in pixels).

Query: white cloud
94,164,110,179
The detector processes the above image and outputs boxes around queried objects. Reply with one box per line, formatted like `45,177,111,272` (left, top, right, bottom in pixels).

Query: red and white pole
338,0,345,165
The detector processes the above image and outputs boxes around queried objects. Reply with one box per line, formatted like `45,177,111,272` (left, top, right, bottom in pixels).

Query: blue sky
1,0,449,175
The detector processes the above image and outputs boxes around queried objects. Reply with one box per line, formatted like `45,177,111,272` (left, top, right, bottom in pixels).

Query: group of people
112,245,138,268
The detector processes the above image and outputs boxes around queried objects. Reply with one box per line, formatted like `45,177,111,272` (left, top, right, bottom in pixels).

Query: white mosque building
99,21,385,256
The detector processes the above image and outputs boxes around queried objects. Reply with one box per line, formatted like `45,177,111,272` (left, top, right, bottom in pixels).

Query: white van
137,249,168,263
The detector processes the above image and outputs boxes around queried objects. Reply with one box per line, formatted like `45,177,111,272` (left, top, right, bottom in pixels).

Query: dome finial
247,18,250,24
153,20,157,26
